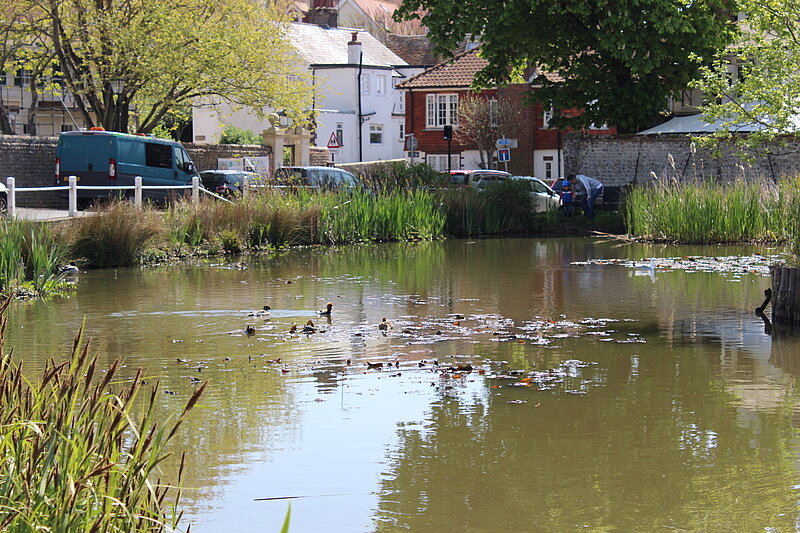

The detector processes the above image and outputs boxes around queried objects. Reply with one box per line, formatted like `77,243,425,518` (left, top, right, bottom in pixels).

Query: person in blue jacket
567,173,603,218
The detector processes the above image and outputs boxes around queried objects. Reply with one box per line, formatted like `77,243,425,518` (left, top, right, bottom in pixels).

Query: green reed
65,201,165,267
439,180,538,237
0,295,205,531
0,220,66,295
625,178,800,245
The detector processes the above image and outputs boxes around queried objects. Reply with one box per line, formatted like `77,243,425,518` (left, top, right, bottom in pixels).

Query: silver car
510,176,562,212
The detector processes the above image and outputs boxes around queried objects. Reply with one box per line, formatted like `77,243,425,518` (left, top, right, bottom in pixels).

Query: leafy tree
395,0,739,132
456,93,521,169
693,0,800,154
4,0,313,134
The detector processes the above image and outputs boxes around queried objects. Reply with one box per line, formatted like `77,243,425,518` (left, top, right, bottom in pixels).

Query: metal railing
4,175,233,219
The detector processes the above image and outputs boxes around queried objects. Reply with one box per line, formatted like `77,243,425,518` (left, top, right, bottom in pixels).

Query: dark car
274,166,358,190
199,170,260,198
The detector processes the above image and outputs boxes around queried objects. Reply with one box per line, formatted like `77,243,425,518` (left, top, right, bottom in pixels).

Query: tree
395,0,739,133
693,0,800,154
456,93,521,169
4,0,313,134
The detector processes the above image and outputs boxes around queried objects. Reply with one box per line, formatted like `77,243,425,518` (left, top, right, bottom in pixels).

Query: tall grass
65,201,165,267
625,177,798,245
439,180,538,236
0,295,205,531
0,220,66,295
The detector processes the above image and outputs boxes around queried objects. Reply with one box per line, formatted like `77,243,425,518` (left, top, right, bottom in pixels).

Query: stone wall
0,135,275,207
0,134,60,207
563,134,800,187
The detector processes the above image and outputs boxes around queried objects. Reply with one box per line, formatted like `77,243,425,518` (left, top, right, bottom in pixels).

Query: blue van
55,129,198,200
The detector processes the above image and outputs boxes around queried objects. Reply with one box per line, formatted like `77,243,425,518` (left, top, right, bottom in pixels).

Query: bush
219,125,261,145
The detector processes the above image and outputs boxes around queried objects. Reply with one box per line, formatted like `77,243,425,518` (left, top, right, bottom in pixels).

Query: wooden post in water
770,265,800,323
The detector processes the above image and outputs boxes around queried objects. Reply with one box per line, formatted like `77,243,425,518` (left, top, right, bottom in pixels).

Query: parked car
448,170,511,189
274,166,358,191
511,176,562,212
55,128,198,201
199,170,260,198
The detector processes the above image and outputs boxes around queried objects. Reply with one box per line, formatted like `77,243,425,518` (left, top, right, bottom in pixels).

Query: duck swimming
378,318,393,332
248,305,271,317
245,325,256,336
302,320,317,334
318,302,333,315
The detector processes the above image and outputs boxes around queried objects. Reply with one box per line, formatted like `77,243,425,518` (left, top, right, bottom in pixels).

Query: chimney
305,0,339,27
347,31,362,64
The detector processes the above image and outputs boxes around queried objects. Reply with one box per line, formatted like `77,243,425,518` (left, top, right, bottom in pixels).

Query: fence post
68,176,77,217
135,176,142,209
7,177,15,220
242,177,250,199
192,176,200,205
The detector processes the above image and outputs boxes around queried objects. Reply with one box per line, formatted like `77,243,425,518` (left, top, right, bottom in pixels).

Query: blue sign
497,148,511,162
497,138,511,146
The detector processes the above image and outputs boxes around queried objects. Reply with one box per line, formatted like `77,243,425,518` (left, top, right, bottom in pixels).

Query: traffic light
443,125,453,141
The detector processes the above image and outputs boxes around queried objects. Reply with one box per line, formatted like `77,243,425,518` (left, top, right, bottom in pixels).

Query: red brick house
397,48,616,179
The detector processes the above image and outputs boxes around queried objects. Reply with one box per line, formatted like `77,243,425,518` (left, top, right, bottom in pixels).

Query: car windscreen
200,172,227,187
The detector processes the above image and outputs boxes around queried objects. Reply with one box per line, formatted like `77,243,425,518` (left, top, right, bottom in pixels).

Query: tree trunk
770,265,800,323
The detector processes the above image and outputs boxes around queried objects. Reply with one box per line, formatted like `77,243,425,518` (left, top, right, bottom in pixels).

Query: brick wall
563,134,800,187
0,135,275,207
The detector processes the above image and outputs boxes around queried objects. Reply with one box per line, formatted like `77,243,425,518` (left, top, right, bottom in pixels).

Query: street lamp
109,78,124,96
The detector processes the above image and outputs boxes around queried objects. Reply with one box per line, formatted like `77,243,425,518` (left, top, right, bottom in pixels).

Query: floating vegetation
572,253,782,277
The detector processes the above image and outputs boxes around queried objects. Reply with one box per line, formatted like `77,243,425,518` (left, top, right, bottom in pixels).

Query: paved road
10,208,95,222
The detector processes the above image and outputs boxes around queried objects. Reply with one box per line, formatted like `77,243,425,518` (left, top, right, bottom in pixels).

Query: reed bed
625,178,799,245
0,295,205,531
63,201,165,268
0,219,65,295
439,180,538,237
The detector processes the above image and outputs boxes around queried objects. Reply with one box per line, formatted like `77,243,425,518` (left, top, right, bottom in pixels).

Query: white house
192,23,422,165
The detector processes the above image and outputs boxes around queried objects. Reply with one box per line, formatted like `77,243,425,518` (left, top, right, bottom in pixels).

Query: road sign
496,138,518,149
404,135,418,151
497,148,511,163
327,132,341,149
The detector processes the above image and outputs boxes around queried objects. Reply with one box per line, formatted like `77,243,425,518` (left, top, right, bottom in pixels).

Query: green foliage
66,201,165,267
693,0,800,153
219,125,262,145
0,220,66,296
625,177,798,244
0,296,205,531
351,161,448,191
439,180,537,236
395,0,739,132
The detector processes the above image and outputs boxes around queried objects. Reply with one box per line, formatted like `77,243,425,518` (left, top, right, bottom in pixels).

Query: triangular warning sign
327,132,341,148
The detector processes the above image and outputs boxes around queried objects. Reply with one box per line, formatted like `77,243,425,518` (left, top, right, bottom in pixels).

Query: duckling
318,302,334,316
289,324,298,334
378,317,393,332
302,320,317,334
248,305,271,317
245,325,256,336
366,362,383,370
59,261,80,275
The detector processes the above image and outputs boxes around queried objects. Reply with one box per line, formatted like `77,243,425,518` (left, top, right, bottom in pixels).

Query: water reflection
5,238,799,532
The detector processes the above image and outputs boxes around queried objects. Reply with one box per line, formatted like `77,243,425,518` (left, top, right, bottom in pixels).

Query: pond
7,237,800,532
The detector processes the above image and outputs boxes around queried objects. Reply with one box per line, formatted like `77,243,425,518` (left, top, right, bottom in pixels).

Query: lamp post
108,78,125,132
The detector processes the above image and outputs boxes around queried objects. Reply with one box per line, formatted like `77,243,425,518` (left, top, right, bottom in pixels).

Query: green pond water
6,237,800,532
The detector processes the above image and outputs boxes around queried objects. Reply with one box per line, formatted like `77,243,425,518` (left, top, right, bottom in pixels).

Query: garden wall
563,134,800,187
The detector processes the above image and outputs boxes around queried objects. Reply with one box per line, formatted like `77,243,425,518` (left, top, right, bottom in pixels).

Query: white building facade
192,23,422,165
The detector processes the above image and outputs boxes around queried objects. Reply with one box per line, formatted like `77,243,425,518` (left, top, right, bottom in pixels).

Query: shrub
219,125,262,145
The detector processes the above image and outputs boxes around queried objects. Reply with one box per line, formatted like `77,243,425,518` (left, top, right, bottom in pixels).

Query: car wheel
0,193,7,213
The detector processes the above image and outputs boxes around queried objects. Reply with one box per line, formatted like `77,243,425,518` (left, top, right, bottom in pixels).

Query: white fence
4,175,233,219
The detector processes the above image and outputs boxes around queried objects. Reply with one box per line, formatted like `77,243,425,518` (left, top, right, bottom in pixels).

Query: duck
366,362,383,370
378,317,393,332
289,324,298,334
302,320,317,334
634,258,657,271
248,305,271,317
245,325,256,336
59,262,79,275
318,302,333,316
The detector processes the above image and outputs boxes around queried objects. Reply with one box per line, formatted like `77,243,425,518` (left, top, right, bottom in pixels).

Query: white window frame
426,153,460,171
542,107,553,129
426,93,458,129
369,124,383,144
361,74,370,95
376,74,387,96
